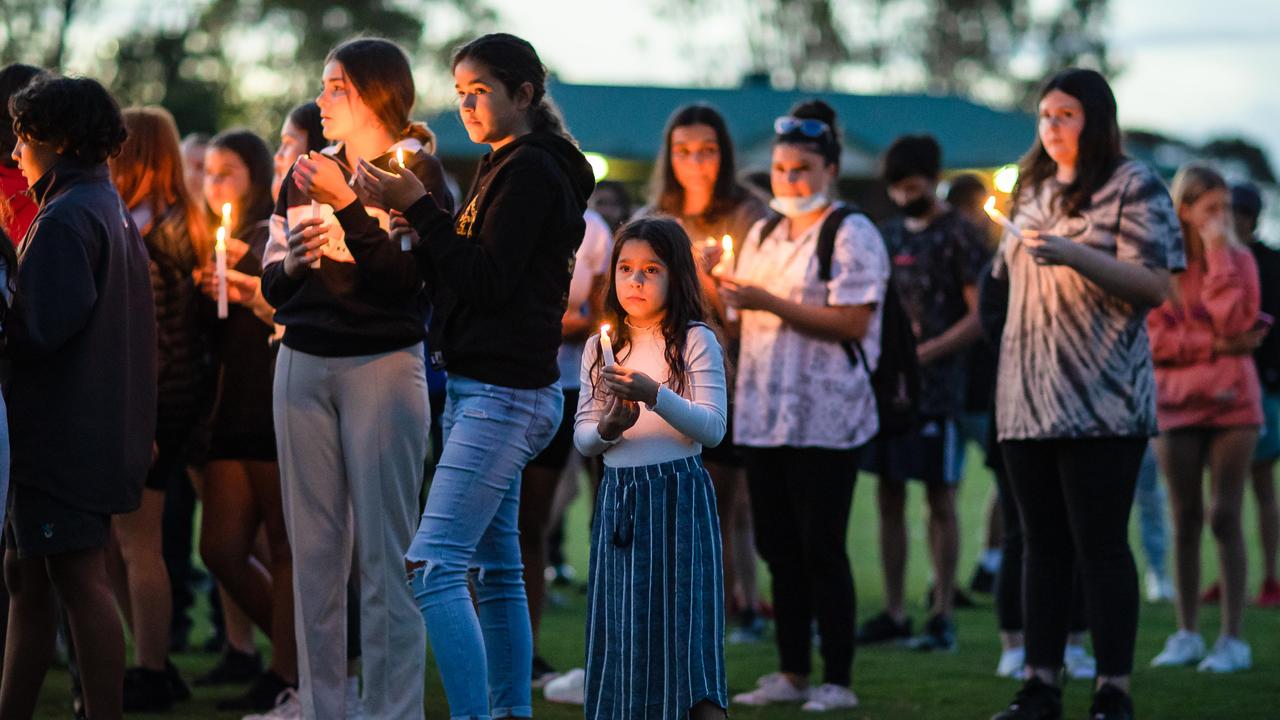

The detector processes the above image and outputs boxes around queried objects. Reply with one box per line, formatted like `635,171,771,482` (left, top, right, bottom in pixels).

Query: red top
1148,244,1264,430
1,165,36,245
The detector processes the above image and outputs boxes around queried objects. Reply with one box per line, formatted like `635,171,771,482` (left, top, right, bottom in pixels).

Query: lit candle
396,147,406,169
215,225,228,319
983,196,1022,238
600,323,616,368
712,234,738,322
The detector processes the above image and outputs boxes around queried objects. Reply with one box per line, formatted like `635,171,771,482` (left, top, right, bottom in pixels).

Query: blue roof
424,79,1035,172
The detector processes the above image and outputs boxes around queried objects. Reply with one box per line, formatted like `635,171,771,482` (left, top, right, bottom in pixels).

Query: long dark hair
1013,68,1122,217
326,38,436,151
288,101,328,154
208,129,275,234
649,103,751,221
1,63,42,167
452,33,574,144
592,218,713,400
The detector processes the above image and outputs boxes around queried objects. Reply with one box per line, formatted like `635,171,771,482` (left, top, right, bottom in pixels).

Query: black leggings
993,463,1088,635
744,446,858,687
1000,437,1145,676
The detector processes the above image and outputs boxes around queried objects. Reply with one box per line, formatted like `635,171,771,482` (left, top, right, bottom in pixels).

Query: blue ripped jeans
406,376,561,720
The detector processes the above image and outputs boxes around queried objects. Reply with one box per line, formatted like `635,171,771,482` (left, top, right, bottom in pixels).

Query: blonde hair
1171,162,1240,249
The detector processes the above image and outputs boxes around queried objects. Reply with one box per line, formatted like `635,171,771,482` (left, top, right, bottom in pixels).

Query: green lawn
30,447,1280,719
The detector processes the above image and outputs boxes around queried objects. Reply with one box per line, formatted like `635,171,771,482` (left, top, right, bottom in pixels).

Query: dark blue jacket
7,161,157,513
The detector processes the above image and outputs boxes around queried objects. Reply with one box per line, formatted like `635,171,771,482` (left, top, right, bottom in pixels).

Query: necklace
625,317,662,333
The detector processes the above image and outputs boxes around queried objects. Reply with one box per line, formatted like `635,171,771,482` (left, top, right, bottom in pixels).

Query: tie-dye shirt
995,159,1185,440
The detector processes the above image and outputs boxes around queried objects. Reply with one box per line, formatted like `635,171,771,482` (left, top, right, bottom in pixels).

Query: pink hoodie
1148,244,1264,431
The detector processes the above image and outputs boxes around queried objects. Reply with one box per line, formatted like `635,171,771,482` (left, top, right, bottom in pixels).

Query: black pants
1001,437,1145,676
745,446,858,686
993,463,1088,635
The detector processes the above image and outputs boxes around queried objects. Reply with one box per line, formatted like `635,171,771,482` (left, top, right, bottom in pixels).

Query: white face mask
769,192,831,218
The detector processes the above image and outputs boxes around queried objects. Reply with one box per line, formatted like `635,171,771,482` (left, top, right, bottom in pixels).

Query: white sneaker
732,673,809,706
801,683,859,712
1063,643,1097,679
1145,569,1174,602
996,647,1027,678
544,668,585,705
345,676,363,720
1151,630,1206,667
1197,636,1252,673
243,689,301,720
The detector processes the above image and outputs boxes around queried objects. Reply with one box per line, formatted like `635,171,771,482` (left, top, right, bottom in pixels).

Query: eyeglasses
774,116,831,138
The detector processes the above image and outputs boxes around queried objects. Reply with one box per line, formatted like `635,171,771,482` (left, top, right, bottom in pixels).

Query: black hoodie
7,161,157,513
261,139,454,357
404,131,594,389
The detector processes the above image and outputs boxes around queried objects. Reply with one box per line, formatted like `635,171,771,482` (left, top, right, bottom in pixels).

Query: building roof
423,78,1036,175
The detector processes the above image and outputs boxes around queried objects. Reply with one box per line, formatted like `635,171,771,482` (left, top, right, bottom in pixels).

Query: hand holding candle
600,323,616,368
711,235,738,321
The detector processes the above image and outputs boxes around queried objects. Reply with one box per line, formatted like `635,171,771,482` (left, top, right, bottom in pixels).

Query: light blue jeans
1134,440,1169,577
407,376,561,720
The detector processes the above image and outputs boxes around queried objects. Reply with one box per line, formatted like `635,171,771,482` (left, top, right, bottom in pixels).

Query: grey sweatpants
273,344,429,720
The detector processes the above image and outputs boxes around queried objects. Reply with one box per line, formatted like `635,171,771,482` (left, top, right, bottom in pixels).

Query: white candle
983,196,1022,238
712,235,738,322
310,200,322,269
395,150,412,251
215,226,228,319
600,323,616,368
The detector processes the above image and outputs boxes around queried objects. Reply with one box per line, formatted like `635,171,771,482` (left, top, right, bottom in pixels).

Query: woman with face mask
719,99,889,713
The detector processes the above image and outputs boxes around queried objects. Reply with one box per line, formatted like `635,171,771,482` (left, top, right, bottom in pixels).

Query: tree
659,0,1112,108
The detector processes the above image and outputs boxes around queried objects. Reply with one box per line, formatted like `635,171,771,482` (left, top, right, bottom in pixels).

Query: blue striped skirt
585,455,727,719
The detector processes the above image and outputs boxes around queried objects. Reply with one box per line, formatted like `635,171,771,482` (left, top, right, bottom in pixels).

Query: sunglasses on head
774,116,831,138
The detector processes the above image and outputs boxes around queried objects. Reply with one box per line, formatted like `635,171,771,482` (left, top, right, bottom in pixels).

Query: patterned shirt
734,204,890,449
880,209,990,417
996,159,1185,440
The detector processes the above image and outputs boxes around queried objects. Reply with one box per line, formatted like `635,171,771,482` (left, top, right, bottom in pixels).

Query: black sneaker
991,677,1063,720
855,611,913,645
216,670,294,711
906,613,957,652
165,660,191,702
531,655,560,688
1088,684,1134,720
123,666,174,712
970,565,997,594
194,648,263,687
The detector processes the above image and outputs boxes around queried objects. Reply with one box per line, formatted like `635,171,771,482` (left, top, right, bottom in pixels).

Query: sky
488,0,1280,175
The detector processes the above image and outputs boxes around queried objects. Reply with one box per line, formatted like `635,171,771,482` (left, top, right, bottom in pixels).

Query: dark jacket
7,161,157,513
405,131,595,389
144,206,209,426
261,139,453,357
1250,239,1280,392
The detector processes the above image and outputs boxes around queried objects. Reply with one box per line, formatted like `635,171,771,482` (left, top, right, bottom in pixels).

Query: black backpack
756,205,920,436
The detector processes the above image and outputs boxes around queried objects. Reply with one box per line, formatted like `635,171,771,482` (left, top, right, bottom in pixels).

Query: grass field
29,448,1280,719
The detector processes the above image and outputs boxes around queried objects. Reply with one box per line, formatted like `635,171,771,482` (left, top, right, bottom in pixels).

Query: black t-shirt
1250,239,1280,392
880,208,989,417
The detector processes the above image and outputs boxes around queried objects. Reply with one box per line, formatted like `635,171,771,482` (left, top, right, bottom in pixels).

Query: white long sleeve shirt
574,322,727,467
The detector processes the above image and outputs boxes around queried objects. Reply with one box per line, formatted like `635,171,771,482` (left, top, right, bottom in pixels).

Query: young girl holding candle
262,36,452,720
574,217,729,719
196,129,301,713
354,32,593,720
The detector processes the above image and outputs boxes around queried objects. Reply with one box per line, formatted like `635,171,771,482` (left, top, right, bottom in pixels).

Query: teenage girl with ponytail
261,36,452,720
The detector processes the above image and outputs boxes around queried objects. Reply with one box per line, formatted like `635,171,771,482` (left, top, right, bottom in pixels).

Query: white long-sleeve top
574,322,727,467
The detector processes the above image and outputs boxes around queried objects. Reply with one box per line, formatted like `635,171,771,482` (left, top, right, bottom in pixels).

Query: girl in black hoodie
261,37,452,720
355,33,593,719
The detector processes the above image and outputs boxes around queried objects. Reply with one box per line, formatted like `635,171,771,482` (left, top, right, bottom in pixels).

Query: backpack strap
813,203,864,368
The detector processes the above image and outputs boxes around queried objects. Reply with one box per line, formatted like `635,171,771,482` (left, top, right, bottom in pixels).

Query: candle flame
721,234,733,255
983,196,997,216
221,202,232,227
600,323,611,338
215,226,226,249
396,148,406,168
